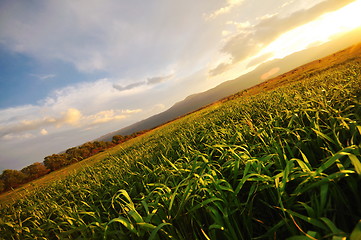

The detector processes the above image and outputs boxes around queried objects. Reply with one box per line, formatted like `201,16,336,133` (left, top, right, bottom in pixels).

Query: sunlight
258,0,361,60
209,0,361,85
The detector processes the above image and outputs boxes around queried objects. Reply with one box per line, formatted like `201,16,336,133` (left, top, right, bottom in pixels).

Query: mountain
97,27,361,142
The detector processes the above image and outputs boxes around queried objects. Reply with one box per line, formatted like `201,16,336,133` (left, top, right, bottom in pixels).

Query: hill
97,27,361,142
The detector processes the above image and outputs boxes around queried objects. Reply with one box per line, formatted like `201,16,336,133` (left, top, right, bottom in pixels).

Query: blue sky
1,0,361,171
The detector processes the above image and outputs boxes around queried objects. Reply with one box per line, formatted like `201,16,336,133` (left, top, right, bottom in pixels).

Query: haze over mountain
97,27,361,142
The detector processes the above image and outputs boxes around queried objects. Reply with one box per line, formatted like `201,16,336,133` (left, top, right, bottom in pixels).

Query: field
1,45,361,239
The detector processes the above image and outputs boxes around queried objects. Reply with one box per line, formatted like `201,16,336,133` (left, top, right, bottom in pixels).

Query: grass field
1,46,361,239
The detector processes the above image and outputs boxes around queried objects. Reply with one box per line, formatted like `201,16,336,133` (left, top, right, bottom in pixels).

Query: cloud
226,20,251,32
87,109,127,124
206,0,244,20
0,107,142,140
0,74,161,144
86,109,142,125
0,1,222,79
40,128,48,135
147,74,173,85
281,0,296,8
30,74,56,81
220,0,355,64
208,62,233,77
122,109,142,114
0,109,80,139
113,81,145,92
0,116,55,138
2,133,35,141
113,74,173,92
61,108,82,126
246,52,274,68
42,78,126,113
0,105,42,125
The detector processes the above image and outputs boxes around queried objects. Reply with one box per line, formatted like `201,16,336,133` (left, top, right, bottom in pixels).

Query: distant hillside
97,28,361,142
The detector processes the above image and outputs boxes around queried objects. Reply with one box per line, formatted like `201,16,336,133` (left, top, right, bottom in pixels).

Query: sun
257,0,361,60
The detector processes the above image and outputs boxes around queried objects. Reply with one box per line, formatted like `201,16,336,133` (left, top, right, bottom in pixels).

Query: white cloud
0,108,79,139
0,0,223,78
30,74,56,81
0,105,41,125
122,109,142,114
0,77,148,141
42,78,120,113
61,108,82,127
226,21,251,32
0,106,143,141
206,0,244,20
222,30,231,37
2,133,35,141
257,13,278,21
87,110,127,124
40,128,48,135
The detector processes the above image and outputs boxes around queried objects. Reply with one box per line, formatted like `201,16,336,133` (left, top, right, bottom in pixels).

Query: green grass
0,56,361,239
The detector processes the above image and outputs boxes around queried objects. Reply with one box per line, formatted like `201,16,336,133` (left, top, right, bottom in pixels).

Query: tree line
0,131,148,193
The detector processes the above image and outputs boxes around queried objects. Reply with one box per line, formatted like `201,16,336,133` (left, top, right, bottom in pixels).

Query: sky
1,0,361,171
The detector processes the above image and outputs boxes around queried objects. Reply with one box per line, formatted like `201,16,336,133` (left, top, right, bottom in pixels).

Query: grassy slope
0,44,358,206
0,44,361,239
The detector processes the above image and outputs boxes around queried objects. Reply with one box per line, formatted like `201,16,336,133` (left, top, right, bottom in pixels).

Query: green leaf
209,224,225,231
278,207,327,230
356,125,361,135
350,220,361,240
189,197,224,212
286,231,320,240
320,217,343,234
316,146,356,174
299,202,315,218
306,231,320,238
136,222,156,230
332,236,347,240
348,154,361,175
312,128,336,144
206,206,225,226
319,184,329,212
106,217,136,234
295,158,312,172
281,159,294,192
128,209,144,223
162,154,179,172
149,222,172,240
294,171,352,195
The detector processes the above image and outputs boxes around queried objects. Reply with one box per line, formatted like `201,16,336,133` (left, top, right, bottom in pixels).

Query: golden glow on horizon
258,0,361,60
260,67,280,80
208,0,361,85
